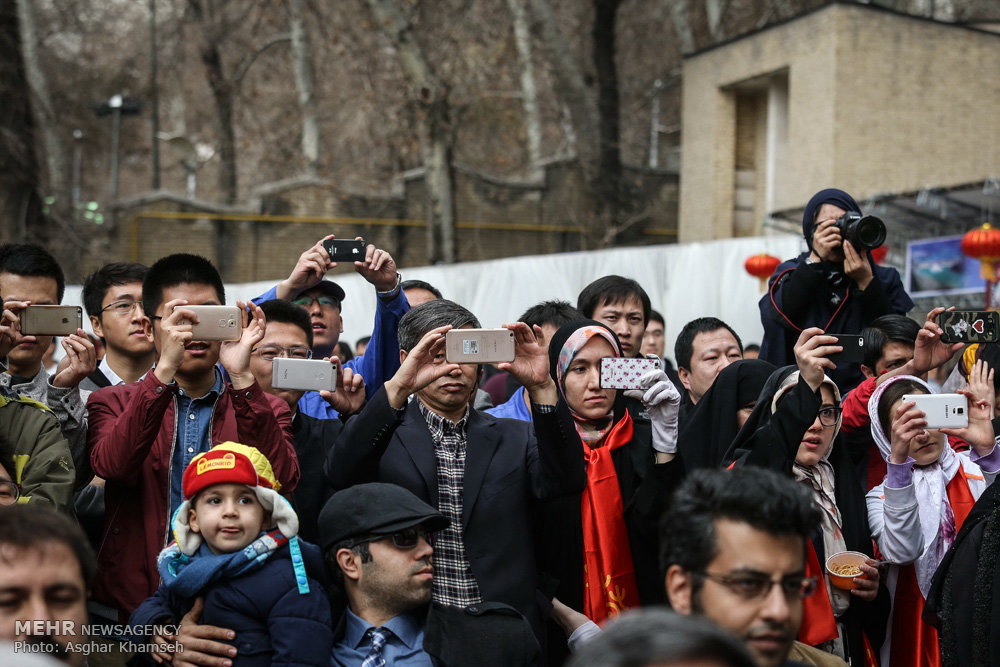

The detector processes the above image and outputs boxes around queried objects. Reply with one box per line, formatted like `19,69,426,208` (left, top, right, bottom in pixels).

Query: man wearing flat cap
321,483,539,667
758,187,913,393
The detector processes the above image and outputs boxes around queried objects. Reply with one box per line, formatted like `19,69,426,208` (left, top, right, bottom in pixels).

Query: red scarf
580,410,640,622
887,467,976,667
799,541,839,646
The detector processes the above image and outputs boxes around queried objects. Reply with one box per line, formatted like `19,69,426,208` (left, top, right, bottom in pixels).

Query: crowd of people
0,187,997,667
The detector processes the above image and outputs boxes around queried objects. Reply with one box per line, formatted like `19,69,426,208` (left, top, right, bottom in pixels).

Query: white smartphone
599,356,663,390
271,358,337,392
445,328,515,363
902,393,968,429
183,305,243,341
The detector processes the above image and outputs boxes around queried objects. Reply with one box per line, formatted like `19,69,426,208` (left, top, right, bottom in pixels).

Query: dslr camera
835,212,886,251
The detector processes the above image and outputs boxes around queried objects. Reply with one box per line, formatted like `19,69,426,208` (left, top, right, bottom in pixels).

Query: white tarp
63,233,806,367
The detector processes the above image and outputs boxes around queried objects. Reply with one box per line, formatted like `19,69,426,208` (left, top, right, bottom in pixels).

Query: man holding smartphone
0,243,96,486
87,253,299,628
253,234,407,419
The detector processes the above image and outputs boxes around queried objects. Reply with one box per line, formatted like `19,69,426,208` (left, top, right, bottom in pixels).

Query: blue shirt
253,285,409,419
331,608,432,667
485,386,533,422
169,368,226,519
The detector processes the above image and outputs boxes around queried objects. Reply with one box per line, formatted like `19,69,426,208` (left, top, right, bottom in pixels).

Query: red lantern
961,223,1000,281
744,253,781,291
870,244,888,265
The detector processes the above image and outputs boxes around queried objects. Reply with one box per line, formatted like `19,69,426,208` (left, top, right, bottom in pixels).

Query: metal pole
109,95,122,202
150,0,161,189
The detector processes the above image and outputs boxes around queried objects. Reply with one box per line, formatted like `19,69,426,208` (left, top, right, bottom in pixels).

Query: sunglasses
292,296,340,309
353,527,431,550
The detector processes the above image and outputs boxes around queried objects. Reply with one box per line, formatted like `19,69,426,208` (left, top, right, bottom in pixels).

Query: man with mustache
663,467,844,667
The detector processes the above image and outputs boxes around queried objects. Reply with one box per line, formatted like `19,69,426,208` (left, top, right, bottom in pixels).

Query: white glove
640,369,681,454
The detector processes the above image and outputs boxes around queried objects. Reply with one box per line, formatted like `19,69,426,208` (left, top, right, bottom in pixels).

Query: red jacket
88,372,299,620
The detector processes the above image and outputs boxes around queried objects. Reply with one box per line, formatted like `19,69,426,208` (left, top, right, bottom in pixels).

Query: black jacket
325,386,585,639
291,411,342,544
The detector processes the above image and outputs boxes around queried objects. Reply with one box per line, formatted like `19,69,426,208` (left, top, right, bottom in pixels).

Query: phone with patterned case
599,356,663,390
939,310,1000,344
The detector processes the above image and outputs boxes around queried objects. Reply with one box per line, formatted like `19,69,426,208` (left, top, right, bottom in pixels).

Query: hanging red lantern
744,253,781,291
870,244,889,265
961,223,1000,281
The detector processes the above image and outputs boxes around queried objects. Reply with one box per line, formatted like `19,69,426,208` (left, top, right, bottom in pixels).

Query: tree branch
232,32,291,87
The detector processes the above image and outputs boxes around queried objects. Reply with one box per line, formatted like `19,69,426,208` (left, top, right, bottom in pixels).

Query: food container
825,551,868,590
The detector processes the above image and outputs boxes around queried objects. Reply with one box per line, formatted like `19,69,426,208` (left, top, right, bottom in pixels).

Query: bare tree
365,0,456,264
506,0,543,176
288,0,319,174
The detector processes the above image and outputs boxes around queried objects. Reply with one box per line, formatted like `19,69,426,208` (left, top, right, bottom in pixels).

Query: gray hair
397,299,481,352
567,608,755,667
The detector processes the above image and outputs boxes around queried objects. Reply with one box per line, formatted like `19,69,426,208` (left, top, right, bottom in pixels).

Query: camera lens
854,215,886,250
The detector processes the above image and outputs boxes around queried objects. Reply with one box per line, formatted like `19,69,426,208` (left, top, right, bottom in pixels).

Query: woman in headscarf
536,319,683,629
757,187,913,393
867,374,999,667
676,358,775,471
725,328,888,666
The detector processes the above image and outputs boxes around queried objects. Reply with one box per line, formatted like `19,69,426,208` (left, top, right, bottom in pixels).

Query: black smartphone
939,310,1000,344
828,334,865,365
322,238,366,263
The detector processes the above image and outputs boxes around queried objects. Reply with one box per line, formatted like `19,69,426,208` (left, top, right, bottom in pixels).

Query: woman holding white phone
866,373,1000,667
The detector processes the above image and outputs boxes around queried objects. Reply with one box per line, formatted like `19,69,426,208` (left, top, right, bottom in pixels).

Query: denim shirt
169,368,225,519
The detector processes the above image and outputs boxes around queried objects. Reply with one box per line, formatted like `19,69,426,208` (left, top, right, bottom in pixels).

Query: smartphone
939,310,1000,344
599,356,663,390
828,334,865,365
445,328,515,363
902,393,968,429
182,305,243,341
20,305,83,336
271,358,337,392
323,238,366,263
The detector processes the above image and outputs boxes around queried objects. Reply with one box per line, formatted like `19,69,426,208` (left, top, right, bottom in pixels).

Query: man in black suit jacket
326,299,585,640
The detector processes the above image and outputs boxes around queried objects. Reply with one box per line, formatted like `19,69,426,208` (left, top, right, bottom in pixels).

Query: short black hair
660,468,820,584
567,608,755,667
142,254,225,319
323,539,372,591
397,299,480,352
648,309,664,327
577,275,651,325
259,299,313,348
862,315,920,370
82,262,148,319
517,300,583,332
0,504,97,588
400,279,443,300
355,335,371,348
336,341,355,362
674,317,743,371
0,243,66,303
744,343,761,353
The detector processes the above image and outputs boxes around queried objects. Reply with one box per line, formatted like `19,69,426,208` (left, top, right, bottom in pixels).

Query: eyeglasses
292,296,340,309
694,571,818,601
0,480,20,506
353,527,431,550
816,406,843,427
252,345,313,361
101,300,144,317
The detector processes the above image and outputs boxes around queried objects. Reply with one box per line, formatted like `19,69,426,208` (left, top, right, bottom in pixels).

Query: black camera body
835,212,886,251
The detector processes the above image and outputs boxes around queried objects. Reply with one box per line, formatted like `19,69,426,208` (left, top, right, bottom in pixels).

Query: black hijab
676,359,776,471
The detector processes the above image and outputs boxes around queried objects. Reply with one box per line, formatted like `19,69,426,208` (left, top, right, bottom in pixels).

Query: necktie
361,627,390,667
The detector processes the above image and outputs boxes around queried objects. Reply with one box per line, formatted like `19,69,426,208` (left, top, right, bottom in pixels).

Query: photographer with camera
759,188,913,393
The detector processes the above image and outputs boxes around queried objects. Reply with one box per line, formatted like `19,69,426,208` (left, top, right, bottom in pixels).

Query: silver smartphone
902,393,968,429
445,328,515,363
271,357,337,392
600,356,663,390
182,305,243,341
20,305,83,336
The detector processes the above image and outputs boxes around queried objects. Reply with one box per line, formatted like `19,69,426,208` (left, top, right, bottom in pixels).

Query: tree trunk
15,0,68,239
593,0,624,246
668,0,697,55
289,0,320,175
506,0,543,177
365,0,456,263
0,0,43,243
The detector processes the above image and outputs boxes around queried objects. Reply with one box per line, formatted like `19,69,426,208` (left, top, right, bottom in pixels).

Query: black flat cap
318,483,449,551
301,279,346,304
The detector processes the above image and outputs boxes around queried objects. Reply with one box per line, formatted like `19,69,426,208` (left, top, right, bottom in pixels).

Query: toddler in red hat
128,443,333,665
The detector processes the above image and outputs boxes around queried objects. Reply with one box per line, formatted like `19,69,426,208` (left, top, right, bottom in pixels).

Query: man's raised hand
497,322,557,405
383,325,458,409
275,235,336,300
220,301,265,390
354,241,399,293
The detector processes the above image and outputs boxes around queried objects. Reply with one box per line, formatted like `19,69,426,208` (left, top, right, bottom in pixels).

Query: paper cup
825,551,868,590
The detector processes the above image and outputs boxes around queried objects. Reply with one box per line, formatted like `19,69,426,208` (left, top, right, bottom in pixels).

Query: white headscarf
868,375,960,597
